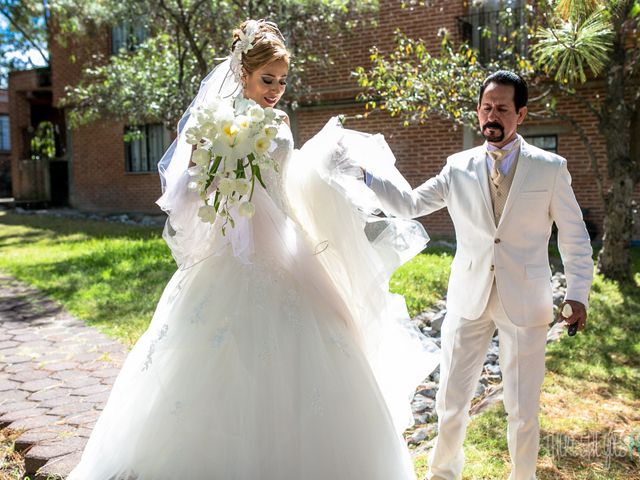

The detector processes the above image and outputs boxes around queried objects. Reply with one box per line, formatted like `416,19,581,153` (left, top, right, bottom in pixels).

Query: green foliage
29,121,56,161
0,212,175,346
354,0,640,282
355,1,638,125
63,34,193,129
354,10,537,128
545,248,640,398
389,246,453,317
533,5,615,84
54,0,378,130
0,0,50,86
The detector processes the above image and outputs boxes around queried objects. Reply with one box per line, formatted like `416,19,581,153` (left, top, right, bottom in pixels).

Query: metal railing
456,7,529,63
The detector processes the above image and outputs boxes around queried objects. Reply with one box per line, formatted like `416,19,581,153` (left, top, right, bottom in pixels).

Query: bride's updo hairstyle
231,20,289,75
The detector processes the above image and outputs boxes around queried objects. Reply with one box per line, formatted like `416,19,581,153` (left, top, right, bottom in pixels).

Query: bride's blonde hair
232,20,290,75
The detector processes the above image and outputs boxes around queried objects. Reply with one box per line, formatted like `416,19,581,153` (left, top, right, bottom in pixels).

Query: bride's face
243,58,289,109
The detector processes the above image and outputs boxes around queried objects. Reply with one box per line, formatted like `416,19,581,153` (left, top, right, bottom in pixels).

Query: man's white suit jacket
368,138,594,327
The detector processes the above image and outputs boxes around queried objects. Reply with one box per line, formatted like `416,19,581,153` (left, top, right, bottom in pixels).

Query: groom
365,71,593,479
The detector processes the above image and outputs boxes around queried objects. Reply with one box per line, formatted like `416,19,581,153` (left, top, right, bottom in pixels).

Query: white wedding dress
67,117,439,480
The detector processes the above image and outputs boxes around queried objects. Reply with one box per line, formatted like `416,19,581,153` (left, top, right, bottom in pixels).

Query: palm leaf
532,8,614,84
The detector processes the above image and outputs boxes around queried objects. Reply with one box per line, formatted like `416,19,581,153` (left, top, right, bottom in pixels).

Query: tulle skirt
68,122,439,480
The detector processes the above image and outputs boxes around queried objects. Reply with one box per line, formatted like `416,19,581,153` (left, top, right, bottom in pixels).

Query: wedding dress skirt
67,119,439,480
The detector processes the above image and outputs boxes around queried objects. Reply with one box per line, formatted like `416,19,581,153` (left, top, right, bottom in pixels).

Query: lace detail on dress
260,114,294,215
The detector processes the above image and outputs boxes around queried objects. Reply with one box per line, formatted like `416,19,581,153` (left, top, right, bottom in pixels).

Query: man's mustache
482,122,504,131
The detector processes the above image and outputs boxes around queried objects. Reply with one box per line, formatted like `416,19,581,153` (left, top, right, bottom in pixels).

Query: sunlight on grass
0,211,452,345
1,212,639,479
390,247,453,317
455,249,640,480
0,212,175,346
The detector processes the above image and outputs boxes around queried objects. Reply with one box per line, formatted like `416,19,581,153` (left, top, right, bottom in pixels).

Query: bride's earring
241,69,247,90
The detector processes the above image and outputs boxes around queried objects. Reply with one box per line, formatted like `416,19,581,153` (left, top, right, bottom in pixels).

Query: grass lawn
1,211,639,478
0,211,175,346
412,248,640,479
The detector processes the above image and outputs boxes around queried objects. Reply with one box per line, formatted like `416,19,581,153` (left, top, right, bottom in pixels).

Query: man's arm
367,163,450,219
550,159,594,329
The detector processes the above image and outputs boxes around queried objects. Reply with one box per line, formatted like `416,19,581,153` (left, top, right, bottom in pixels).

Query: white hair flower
230,20,259,82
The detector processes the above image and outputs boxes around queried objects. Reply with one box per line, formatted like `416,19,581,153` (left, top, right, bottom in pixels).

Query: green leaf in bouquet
252,164,267,189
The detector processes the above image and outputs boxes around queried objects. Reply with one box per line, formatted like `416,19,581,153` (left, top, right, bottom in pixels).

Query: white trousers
427,283,548,480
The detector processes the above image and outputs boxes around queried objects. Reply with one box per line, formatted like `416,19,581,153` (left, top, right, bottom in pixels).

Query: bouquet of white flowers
184,94,283,234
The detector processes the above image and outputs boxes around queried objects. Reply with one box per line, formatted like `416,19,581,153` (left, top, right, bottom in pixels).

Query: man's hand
559,300,587,336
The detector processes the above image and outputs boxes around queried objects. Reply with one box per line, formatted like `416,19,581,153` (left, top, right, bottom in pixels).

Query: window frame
111,20,149,55
524,134,558,154
0,115,10,152
124,123,167,174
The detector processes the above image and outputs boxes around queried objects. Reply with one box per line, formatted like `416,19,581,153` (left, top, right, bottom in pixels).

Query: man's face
476,82,527,147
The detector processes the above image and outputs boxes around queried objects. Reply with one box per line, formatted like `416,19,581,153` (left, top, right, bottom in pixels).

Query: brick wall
46,1,640,235
50,22,162,213
294,0,640,241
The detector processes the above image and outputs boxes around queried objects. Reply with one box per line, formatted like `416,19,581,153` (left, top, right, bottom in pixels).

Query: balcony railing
457,7,529,63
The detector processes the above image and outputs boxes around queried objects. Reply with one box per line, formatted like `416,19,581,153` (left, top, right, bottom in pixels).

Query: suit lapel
498,141,532,228
472,152,496,228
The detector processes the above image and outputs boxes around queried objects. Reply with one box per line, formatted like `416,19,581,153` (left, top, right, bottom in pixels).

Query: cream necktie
488,149,506,187
487,138,520,188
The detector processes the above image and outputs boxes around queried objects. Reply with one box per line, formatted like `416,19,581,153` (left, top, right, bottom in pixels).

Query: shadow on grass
0,212,161,241
538,426,640,479
0,212,175,344
545,270,640,398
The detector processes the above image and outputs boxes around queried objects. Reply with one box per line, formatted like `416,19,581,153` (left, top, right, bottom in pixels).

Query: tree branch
157,0,208,76
0,6,49,64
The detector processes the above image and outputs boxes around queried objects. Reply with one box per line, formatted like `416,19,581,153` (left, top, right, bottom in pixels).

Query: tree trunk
595,5,639,282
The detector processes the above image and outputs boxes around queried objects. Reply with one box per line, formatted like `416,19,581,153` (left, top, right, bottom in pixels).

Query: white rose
234,95,256,114
264,125,278,139
200,122,217,140
254,135,271,155
249,104,265,122
214,103,235,124
264,107,276,121
191,148,210,167
218,177,236,196
184,126,201,145
238,201,256,218
197,204,217,224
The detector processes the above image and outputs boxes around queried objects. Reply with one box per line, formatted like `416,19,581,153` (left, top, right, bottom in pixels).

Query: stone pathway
0,274,128,479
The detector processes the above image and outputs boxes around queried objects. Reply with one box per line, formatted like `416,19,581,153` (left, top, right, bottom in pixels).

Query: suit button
490,265,495,271
495,238,501,244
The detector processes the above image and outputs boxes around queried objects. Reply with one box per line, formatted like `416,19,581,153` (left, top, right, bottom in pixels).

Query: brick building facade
16,0,638,240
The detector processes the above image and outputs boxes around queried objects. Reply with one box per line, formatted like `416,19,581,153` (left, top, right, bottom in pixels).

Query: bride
68,19,439,480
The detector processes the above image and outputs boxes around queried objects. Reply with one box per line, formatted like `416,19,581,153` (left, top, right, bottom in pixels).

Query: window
111,20,148,54
525,135,558,154
124,124,166,173
0,115,10,151
457,0,527,63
